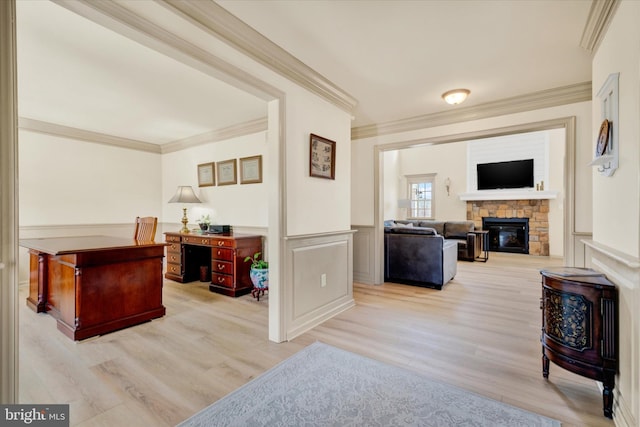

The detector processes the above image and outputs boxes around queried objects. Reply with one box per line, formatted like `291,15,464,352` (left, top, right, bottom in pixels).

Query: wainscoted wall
284,231,355,340
584,241,639,427
352,225,375,285
467,199,550,256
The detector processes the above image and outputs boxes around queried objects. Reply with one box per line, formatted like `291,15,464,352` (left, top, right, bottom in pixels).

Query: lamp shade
168,186,201,204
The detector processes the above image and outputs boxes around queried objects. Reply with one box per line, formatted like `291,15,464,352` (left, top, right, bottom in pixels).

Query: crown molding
580,0,620,53
161,117,268,153
19,117,268,154
351,81,592,140
18,118,162,153
160,0,358,114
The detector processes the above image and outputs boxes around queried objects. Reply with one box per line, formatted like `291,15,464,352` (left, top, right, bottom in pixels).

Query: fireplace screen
482,217,529,254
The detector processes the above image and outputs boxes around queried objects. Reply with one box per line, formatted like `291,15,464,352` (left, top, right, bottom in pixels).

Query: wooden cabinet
540,267,617,418
164,232,262,297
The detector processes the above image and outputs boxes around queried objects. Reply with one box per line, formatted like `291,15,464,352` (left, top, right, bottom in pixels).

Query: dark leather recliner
384,227,457,290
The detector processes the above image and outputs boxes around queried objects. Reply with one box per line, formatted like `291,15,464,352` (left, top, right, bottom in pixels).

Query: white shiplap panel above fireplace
467,131,548,192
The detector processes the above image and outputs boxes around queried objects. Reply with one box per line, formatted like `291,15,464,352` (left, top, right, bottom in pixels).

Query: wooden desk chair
133,216,158,241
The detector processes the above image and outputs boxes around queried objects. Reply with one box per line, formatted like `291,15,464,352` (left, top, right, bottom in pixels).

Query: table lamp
168,186,202,233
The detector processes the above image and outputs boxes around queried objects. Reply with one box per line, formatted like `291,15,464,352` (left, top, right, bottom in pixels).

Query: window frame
405,173,436,220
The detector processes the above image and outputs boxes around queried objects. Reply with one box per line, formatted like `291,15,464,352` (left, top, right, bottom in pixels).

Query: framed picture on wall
197,162,215,187
217,159,237,185
309,133,336,180
240,155,262,184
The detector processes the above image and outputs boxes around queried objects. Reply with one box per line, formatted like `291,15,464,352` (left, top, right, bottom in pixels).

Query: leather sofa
391,220,479,261
384,226,457,290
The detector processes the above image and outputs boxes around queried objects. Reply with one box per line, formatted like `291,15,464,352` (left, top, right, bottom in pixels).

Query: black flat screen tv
477,159,534,190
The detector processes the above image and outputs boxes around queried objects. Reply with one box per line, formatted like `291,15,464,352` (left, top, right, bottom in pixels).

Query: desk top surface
164,231,261,239
20,235,167,255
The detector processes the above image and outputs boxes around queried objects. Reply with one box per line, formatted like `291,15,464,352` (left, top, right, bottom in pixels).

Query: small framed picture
217,159,237,186
309,133,336,180
240,155,263,184
197,162,215,187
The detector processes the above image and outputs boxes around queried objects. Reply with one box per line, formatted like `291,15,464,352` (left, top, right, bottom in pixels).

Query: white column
0,0,19,404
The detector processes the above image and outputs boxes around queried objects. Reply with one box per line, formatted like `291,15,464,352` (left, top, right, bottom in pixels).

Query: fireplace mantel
458,190,558,201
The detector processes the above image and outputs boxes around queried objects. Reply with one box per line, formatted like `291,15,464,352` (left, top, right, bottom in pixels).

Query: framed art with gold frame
217,159,237,185
197,162,215,187
240,155,262,184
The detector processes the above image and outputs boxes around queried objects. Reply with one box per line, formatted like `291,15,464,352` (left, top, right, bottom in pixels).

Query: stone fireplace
467,199,549,256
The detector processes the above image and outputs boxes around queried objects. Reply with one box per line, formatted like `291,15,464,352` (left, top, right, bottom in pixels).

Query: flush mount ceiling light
442,89,470,105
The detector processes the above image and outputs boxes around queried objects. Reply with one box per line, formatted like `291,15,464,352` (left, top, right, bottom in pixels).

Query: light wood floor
19,253,614,426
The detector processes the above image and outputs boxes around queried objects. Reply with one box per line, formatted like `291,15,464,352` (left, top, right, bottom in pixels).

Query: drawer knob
217,264,224,270
218,277,224,283
218,241,224,246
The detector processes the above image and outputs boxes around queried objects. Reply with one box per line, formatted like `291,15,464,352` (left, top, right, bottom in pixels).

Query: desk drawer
166,235,181,243
166,252,182,264
211,273,233,288
212,260,233,275
166,263,183,276
212,247,234,261
211,238,234,248
167,242,181,252
183,236,211,246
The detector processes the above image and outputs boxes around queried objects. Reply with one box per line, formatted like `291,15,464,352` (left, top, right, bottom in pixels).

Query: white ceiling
16,0,593,143
16,0,267,145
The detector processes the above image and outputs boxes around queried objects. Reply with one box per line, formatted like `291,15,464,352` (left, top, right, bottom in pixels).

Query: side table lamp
168,186,202,233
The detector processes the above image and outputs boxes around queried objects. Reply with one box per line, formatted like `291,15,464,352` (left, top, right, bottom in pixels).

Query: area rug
178,342,560,427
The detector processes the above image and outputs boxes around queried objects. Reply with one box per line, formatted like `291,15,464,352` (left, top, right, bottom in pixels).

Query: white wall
395,140,468,221
379,128,566,257
161,132,268,229
352,101,592,243
592,2,640,258
19,130,161,225
284,89,352,236
547,128,565,258
382,150,401,221
590,2,640,426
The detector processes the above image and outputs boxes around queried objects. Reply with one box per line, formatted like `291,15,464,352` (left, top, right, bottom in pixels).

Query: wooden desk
164,231,262,297
21,236,167,341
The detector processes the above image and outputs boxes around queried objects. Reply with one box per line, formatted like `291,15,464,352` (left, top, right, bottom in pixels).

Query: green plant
197,214,211,225
244,251,268,269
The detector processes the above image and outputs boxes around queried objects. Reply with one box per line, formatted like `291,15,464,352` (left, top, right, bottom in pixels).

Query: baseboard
286,297,355,341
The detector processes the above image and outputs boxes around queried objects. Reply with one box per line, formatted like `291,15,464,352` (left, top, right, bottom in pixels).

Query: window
407,174,435,219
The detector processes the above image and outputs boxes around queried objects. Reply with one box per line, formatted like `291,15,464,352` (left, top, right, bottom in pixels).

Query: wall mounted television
476,159,534,190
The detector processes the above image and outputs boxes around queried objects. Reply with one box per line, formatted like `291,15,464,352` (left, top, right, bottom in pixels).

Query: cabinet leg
603,377,614,419
542,353,549,378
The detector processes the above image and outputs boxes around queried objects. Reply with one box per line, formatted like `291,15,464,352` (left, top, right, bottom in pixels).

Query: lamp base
180,207,190,233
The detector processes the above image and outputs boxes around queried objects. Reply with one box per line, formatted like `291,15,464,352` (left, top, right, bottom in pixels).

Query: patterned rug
178,342,560,427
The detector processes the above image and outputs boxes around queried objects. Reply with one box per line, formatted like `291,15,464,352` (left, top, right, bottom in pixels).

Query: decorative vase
249,267,269,290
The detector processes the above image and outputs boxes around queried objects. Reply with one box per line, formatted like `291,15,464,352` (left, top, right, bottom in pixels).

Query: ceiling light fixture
442,89,470,105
